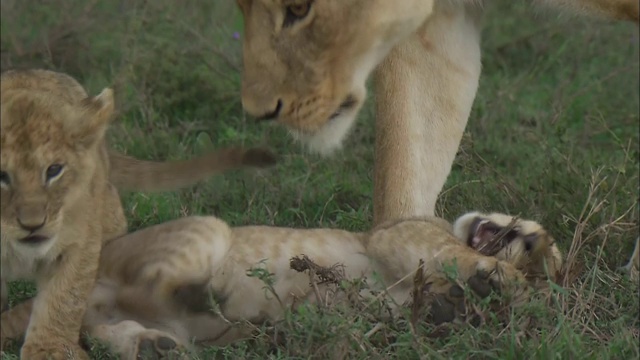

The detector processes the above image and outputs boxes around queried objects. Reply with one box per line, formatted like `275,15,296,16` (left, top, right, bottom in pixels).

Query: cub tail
108,147,277,192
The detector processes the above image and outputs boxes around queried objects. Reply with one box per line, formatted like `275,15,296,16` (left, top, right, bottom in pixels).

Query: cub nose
17,205,47,232
17,217,46,232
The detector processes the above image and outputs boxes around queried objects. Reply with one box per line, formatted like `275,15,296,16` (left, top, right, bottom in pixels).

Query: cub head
236,0,434,154
0,69,115,257
453,212,564,283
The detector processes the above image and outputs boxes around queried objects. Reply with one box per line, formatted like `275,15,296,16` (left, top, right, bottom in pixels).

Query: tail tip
242,148,278,168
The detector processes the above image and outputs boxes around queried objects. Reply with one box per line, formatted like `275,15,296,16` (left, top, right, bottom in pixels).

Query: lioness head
453,212,564,283
237,0,434,154
1,69,114,256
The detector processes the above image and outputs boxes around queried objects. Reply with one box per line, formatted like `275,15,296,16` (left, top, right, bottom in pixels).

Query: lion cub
2,211,563,359
452,212,563,286
619,236,639,282
0,69,276,359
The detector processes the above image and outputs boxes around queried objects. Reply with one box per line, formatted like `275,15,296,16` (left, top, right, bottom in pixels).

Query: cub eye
523,233,539,252
284,2,311,27
0,171,10,186
45,164,64,183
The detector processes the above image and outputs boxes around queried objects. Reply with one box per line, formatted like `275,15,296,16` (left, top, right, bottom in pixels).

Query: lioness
0,69,276,359
2,211,562,359
235,0,638,226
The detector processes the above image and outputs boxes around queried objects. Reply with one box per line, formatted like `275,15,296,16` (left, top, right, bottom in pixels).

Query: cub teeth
472,219,491,249
471,235,482,248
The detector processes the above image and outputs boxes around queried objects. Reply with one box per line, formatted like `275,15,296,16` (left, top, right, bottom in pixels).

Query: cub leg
619,236,639,282
373,2,483,225
0,279,7,312
88,320,187,360
81,279,189,359
0,298,33,350
20,243,100,360
366,223,528,309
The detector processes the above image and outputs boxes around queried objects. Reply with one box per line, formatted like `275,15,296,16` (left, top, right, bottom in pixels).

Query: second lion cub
3,211,563,359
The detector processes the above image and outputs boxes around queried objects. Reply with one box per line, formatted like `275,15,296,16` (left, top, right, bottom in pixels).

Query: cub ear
72,87,115,149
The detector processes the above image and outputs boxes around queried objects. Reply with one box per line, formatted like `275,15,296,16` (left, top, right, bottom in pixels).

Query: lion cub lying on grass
3,211,562,359
0,69,276,359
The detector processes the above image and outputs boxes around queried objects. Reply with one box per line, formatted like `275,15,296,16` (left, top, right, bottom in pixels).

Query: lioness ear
72,88,115,149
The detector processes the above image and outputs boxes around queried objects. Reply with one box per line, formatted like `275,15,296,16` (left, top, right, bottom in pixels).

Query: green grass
1,1,638,359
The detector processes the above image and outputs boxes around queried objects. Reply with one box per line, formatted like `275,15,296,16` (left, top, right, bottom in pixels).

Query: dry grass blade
409,259,427,335
289,255,345,286
290,255,346,307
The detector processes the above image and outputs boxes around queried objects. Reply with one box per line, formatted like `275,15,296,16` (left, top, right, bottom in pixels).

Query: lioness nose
256,99,282,121
17,206,47,232
244,98,283,122
241,84,283,120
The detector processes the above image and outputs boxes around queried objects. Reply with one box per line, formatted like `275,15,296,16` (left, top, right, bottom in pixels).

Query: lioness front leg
373,3,483,225
21,243,100,360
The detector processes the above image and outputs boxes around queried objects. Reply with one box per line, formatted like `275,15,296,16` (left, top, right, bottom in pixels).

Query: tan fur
0,69,276,359
2,211,562,359
452,212,564,287
236,0,638,262
619,236,639,282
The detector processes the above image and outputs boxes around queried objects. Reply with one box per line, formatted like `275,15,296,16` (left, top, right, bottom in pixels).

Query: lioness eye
45,164,64,182
0,171,9,186
284,2,311,27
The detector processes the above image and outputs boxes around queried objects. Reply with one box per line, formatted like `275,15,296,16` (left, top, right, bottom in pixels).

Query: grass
1,0,638,358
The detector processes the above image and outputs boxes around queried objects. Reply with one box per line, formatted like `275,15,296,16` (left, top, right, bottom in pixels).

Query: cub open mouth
328,95,357,121
19,235,50,245
468,217,521,257
468,218,492,249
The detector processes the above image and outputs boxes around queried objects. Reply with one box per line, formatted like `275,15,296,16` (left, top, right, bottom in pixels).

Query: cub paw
427,260,529,325
471,259,529,303
428,284,467,325
21,342,89,360
134,331,184,360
